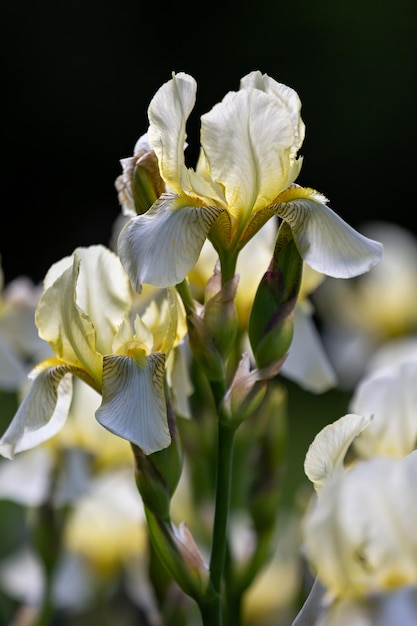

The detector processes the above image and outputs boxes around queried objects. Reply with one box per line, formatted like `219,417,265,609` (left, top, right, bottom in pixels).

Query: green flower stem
209,414,236,597
218,251,238,286
199,417,236,626
176,278,196,316
199,593,223,626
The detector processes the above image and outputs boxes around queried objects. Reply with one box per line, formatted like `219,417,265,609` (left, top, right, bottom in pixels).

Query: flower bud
115,135,165,215
221,353,274,427
145,508,211,602
187,308,225,382
131,443,171,521
246,384,288,532
150,400,183,499
131,164,160,214
249,222,303,368
203,271,239,361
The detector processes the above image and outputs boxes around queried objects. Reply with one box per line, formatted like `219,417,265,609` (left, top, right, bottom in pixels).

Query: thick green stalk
194,395,236,626
176,278,196,316
218,250,238,286
199,592,223,626
209,419,236,597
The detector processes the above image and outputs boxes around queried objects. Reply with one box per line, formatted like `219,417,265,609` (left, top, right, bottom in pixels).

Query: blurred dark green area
1,0,416,284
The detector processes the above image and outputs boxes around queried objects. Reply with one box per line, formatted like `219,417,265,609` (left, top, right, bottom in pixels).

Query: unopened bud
131,399,183,520
151,399,183,499
221,353,286,428
249,222,302,368
131,444,171,521
203,271,239,361
247,384,288,532
145,509,211,602
115,136,165,215
187,308,225,382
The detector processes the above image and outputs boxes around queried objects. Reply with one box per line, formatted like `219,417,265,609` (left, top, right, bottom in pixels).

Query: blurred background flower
313,221,417,388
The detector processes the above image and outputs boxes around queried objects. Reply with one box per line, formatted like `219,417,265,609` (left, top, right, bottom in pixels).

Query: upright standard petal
273,187,384,278
118,195,223,291
36,258,103,382
239,70,305,157
304,413,371,492
72,246,132,355
96,353,170,454
200,88,295,222
147,72,197,195
41,246,132,357
148,72,225,204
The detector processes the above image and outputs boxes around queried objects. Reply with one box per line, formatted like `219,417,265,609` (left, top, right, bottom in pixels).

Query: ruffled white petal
96,353,170,454
201,88,295,219
118,194,223,291
37,246,131,384
70,246,132,354
0,363,73,459
280,306,337,393
36,259,103,381
274,190,384,278
147,72,196,194
239,70,305,156
304,413,371,492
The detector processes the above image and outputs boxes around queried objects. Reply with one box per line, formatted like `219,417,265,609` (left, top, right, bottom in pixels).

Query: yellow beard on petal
121,342,149,367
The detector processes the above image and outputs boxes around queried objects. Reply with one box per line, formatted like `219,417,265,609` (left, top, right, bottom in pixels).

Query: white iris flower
0,245,186,458
302,414,417,601
118,71,383,292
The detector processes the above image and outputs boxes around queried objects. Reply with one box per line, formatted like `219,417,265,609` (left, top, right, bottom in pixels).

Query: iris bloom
302,414,417,601
0,245,187,459
118,71,383,292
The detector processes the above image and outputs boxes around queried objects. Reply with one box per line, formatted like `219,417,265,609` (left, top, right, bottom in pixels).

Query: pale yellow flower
118,72,382,292
0,245,187,458
302,415,417,601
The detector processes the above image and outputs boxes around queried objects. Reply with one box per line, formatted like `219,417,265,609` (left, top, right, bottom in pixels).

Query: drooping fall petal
274,187,383,278
96,353,169,454
0,362,74,459
118,195,223,290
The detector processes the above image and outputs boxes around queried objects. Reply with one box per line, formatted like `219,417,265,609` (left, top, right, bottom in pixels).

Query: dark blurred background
2,0,416,285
